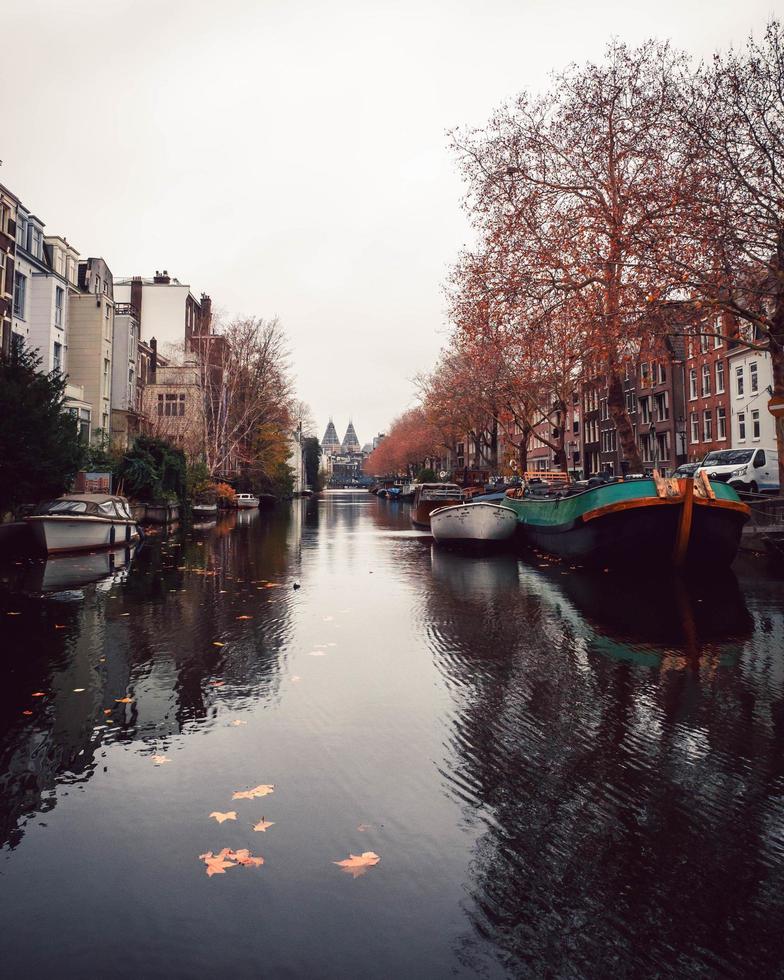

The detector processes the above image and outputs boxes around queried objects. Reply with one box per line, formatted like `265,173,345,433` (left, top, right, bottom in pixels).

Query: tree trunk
607,370,643,471
771,336,784,492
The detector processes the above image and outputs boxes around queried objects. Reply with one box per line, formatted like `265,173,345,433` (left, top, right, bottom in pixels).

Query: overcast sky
3,0,776,445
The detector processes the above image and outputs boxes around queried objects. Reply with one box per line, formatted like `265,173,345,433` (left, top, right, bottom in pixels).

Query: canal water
0,491,783,978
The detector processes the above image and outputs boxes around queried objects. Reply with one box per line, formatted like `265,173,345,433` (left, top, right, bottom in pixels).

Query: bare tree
195,316,293,478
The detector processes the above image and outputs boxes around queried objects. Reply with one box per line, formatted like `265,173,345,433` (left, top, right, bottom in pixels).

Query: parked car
673,462,700,478
697,447,780,494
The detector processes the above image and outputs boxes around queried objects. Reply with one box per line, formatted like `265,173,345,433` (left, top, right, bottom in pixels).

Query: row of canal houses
551,327,773,478
0,180,214,455
427,322,774,481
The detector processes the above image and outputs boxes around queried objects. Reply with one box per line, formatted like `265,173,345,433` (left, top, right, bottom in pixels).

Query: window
689,368,697,400
654,391,669,421
657,362,667,385
625,391,636,414
30,227,42,258
738,412,746,441
703,410,713,441
700,332,710,353
53,341,62,372
70,406,91,441
701,364,711,397
690,412,699,444
717,406,727,440
94,276,102,295
752,409,760,440
102,412,109,432
55,286,64,327
103,358,110,398
716,360,725,393
13,272,26,318
639,397,650,425
749,361,758,394
736,365,744,396
160,392,187,417
641,362,650,385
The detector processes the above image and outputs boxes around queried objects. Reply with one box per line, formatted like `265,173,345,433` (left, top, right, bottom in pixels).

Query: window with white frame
103,358,110,398
752,409,760,440
749,361,758,394
53,341,62,372
654,391,669,421
690,412,699,443
55,286,64,327
689,368,697,400
717,406,727,440
701,364,711,397
13,272,26,318
700,332,710,353
716,360,725,393
738,412,746,440
658,362,667,385
736,365,745,396
639,397,650,424
703,409,713,441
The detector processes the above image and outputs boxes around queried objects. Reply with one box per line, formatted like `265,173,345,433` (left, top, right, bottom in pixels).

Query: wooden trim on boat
672,475,694,566
692,495,751,517
581,496,680,524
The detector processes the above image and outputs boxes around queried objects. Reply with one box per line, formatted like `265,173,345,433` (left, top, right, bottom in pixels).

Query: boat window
99,502,118,516
702,449,754,466
115,500,131,518
48,500,88,514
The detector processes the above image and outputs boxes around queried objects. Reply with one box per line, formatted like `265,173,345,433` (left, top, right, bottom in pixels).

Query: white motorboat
235,493,259,509
26,494,140,554
192,501,218,516
430,501,518,544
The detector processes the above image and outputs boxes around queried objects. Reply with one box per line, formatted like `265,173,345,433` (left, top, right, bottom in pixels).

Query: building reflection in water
0,507,298,851
424,550,784,976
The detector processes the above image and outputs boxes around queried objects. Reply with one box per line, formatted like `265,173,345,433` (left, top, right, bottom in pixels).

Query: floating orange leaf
236,615,253,620
357,823,373,832
309,651,326,657
210,681,225,687
104,708,112,715
152,755,171,765
291,676,302,683
231,848,264,867
230,719,247,726
6,612,21,616
73,688,86,693
31,692,46,698
209,811,237,823
333,851,380,878
253,818,274,832
54,625,66,630
115,697,133,703
212,642,225,647
232,784,274,800
22,710,33,716
199,849,237,877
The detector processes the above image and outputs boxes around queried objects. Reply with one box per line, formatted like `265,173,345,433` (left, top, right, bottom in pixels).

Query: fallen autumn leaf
209,811,237,823
232,784,274,800
333,851,381,878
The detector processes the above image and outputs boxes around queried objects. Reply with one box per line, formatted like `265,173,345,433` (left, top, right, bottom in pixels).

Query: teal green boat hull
501,479,749,567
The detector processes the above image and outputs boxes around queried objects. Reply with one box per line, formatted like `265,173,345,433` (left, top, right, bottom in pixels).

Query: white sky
3,0,776,445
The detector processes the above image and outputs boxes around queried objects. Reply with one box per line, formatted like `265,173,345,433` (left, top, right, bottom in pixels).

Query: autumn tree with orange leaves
363,408,444,478
451,39,695,472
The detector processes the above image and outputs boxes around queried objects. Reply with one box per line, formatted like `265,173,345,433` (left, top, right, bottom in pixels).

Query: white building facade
728,346,776,450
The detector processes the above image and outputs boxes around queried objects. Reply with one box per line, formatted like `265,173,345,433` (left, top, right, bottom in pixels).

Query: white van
697,447,780,494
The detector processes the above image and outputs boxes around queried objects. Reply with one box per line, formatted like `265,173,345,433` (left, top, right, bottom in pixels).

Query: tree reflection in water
426,549,784,976
0,509,294,852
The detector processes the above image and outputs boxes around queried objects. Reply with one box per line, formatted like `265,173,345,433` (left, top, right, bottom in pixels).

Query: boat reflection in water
429,547,753,667
10,545,136,598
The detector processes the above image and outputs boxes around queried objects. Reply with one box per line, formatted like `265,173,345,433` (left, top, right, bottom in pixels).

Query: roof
60,493,128,503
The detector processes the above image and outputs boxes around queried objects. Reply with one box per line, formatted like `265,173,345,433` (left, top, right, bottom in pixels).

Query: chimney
153,270,171,284
150,337,157,376
200,293,212,333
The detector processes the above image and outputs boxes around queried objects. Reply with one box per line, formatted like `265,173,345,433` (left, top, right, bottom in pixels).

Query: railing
114,303,139,318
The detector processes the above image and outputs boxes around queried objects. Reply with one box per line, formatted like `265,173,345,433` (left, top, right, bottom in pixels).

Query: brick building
684,318,731,462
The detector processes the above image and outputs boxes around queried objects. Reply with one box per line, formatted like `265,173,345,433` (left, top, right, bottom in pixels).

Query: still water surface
1,492,783,978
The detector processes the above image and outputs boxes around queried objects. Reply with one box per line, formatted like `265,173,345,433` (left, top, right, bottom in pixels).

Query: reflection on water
0,492,783,977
